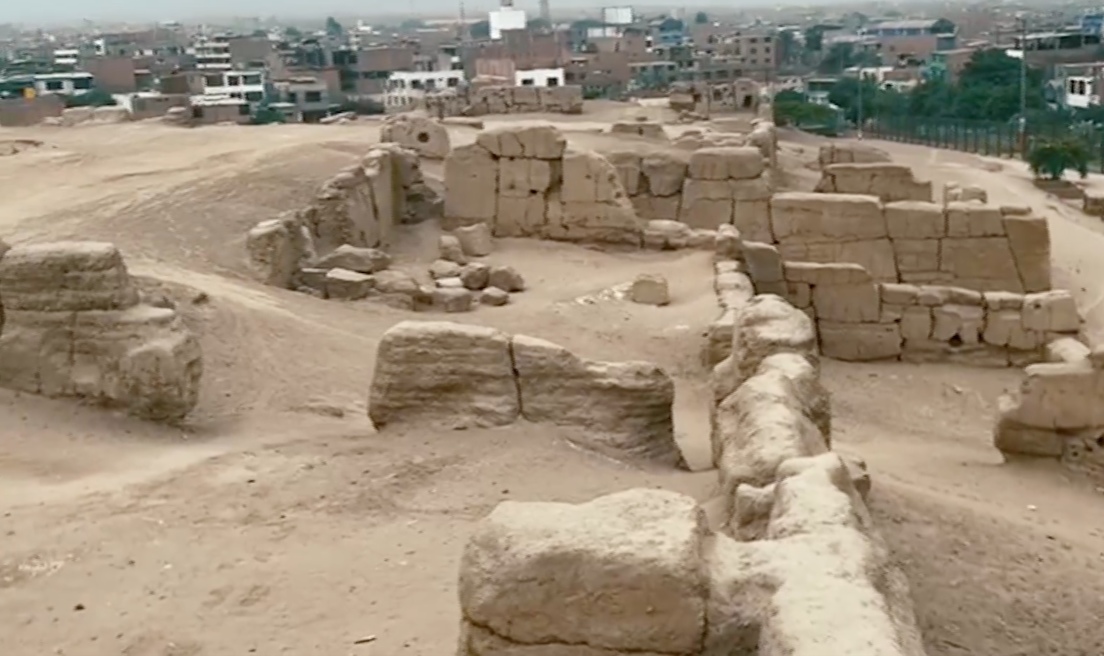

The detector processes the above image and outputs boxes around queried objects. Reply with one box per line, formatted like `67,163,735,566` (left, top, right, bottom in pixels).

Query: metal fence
866,115,1104,172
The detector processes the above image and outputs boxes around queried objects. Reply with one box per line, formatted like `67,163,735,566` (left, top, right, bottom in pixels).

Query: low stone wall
367,320,682,466
0,241,202,421
57,106,131,126
994,339,1104,475
729,234,1080,365
426,85,583,117
246,143,440,289
815,163,932,202
765,192,1050,292
457,286,925,656
817,143,891,168
443,124,647,245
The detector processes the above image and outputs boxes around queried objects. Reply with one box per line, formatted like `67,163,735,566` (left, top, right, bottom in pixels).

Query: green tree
777,30,797,65
64,89,117,108
527,18,552,30
818,42,856,74
804,26,825,52
1027,138,1089,179
930,18,956,34
284,26,302,39
694,11,710,24
325,16,343,37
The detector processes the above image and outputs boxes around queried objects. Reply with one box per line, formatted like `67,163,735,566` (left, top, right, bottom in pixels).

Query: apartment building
383,69,465,110
32,72,94,96
334,45,415,97
201,69,266,104
192,35,232,71
1055,62,1104,109
862,19,957,65
272,76,334,120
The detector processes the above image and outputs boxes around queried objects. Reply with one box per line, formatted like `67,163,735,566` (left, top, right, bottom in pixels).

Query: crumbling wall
457,279,925,656
815,163,933,202
606,145,774,241
443,123,647,246
246,143,441,289
367,320,682,466
736,238,1080,365
426,85,584,117
0,241,202,421
817,143,891,168
379,114,451,159
993,340,1104,476
766,192,1050,292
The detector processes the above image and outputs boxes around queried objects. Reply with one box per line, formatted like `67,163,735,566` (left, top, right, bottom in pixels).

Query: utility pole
1018,11,1028,154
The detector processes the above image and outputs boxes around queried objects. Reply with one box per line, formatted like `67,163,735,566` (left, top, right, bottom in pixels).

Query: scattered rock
436,276,465,289
430,259,463,279
630,274,670,306
481,287,510,306
439,234,468,264
454,223,493,256
373,269,419,296
488,265,525,292
459,262,491,290
433,287,475,312
315,244,391,274
325,268,375,300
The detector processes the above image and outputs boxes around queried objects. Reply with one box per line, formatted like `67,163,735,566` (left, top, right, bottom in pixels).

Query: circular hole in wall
416,132,430,143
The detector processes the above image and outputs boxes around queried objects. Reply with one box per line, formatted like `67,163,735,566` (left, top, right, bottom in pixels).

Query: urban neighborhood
1,2,1103,656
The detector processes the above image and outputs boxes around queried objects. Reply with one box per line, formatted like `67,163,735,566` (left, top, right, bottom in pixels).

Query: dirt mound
0,139,47,156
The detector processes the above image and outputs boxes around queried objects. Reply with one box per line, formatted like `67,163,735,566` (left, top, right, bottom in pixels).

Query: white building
601,7,634,25
515,67,564,87
191,36,232,71
489,7,527,39
53,48,80,67
33,72,94,96
195,69,267,105
383,70,466,110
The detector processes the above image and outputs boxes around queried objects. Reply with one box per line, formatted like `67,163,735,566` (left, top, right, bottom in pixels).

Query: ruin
380,114,451,159
368,320,682,466
455,272,925,656
425,85,584,117
0,241,202,421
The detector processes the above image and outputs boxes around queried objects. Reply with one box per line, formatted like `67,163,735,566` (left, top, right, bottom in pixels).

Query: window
204,74,222,87
230,92,243,99
73,77,92,90
305,90,322,103
245,91,263,102
425,78,436,90
192,106,204,119
227,75,241,86
447,77,459,87
243,75,262,85
521,78,534,85
44,80,63,91
287,91,298,103
411,80,423,89
547,77,559,86
238,104,250,116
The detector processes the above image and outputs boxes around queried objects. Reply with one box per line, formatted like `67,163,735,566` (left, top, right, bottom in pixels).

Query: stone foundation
0,241,202,421
815,163,932,202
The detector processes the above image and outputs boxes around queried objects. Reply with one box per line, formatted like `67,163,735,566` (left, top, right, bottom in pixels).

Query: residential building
862,19,957,65
198,69,267,105
383,69,465,110
925,48,977,83
515,67,563,86
188,95,252,124
192,35,232,71
53,48,80,67
489,7,527,40
272,76,335,121
804,77,838,105
83,57,138,93
32,72,94,96
334,45,415,97
1055,62,1104,109
1013,31,1103,67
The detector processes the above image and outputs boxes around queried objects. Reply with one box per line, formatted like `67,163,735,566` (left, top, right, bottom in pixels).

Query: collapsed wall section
426,85,584,117
367,320,682,466
0,241,202,421
994,341,1104,476
456,270,924,656
815,163,933,202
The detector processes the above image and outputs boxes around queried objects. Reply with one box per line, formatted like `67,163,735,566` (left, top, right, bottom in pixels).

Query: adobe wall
0,95,64,127
765,192,1050,293
817,143,892,168
457,283,925,656
815,163,933,202
0,241,202,421
994,340,1104,476
246,143,440,289
425,85,583,117
367,320,683,467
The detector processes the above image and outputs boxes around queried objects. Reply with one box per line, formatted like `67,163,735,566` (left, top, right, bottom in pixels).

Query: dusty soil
0,116,1102,656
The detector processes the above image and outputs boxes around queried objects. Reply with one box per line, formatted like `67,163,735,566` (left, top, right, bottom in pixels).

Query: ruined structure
994,339,1104,475
0,241,202,421
425,85,583,117
379,114,451,159
246,143,441,293
368,320,682,466
815,163,933,202
817,143,892,168
455,277,925,656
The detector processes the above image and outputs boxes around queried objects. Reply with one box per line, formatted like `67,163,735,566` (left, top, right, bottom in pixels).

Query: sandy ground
0,115,1103,656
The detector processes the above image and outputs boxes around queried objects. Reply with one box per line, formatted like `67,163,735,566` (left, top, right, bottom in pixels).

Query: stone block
742,242,784,284
939,237,1022,292
630,274,670,306
1002,215,1051,293
945,202,1006,237
770,192,887,243
931,304,985,345
819,321,902,360
1022,290,1080,333
892,238,940,273
325,268,374,300
812,282,881,323
884,200,946,239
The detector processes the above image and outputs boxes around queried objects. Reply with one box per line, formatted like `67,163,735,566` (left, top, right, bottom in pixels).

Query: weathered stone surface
454,223,494,256
0,242,201,421
771,192,887,242
688,147,765,181
884,201,945,239
641,152,689,196
730,295,819,389
444,143,498,225
481,286,510,306
459,262,491,290
368,321,518,429
315,244,392,274
246,217,314,289
630,274,670,306
945,202,1005,238
813,282,881,323
819,321,902,360
512,334,681,465
430,259,463,280
325,268,374,300
438,234,468,264
488,265,526,292
817,163,932,202
477,123,566,160
458,489,707,654
742,242,784,285
643,220,692,250
380,114,450,159
373,269,419,296
1002,214,1051,293
1022,290,1080,333
433,287,475,312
